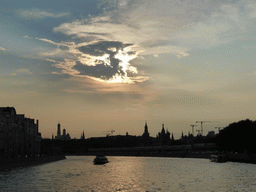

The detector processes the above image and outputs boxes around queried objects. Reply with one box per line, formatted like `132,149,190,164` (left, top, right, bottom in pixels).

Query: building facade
0,107,42,157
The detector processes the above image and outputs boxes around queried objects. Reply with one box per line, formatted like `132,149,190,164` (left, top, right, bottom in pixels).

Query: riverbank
72,151,212,159
227,153,256,164
72,151,256,164
0,155,66,172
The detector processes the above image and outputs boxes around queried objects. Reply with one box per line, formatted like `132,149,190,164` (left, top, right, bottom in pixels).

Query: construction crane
102,129,115,137
190,125,197,137
195,121,216,136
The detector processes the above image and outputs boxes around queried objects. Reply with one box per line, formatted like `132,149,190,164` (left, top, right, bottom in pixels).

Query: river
0,156,256,191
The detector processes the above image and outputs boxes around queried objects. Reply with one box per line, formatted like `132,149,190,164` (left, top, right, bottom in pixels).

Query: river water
0,156,256,192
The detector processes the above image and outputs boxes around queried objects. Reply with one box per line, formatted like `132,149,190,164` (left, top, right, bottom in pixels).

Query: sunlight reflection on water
0,156,256,191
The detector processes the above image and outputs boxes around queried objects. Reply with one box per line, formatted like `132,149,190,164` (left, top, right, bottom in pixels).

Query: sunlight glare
107,48,138,83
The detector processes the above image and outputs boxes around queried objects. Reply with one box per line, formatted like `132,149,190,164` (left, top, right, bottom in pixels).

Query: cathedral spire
142,121,149,138
144,121,148,134
161,124,165,136
81,130,85,139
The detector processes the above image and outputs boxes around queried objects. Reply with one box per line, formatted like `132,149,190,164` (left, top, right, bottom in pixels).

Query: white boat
93,155,109,164
210,154,227,163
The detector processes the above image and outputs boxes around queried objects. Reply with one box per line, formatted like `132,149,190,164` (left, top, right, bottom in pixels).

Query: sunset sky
1,0,256,139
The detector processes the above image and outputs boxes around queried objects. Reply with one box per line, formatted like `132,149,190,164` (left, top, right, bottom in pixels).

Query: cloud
174,1,256,48
36,38,59,45
23,35,30,39
62,75,156,104
45,59,57,62
75,41,136,82
64,41,148,83
53,0,233,59
49,0,222,83
244,1,256,18
97,0,131,10
11,68,33,76
17,8,70,19
0,46,7,51
36,35,148,83
74,60,122,80
39,0,256,86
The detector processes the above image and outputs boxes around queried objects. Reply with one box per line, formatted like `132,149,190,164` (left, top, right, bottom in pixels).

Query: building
0,107,42,157
142,122,150,139
156,124,170,144
54,123,71,140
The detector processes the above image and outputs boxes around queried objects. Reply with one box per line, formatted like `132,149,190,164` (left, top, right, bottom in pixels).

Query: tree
217,119,256,153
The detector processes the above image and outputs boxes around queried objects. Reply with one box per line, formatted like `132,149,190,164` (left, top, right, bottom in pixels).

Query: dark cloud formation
127,51,136,55
74,41,135,80
74,60,124,80
78,41,133,56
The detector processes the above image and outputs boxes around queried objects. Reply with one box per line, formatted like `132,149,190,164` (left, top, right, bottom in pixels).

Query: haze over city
1,0,256,139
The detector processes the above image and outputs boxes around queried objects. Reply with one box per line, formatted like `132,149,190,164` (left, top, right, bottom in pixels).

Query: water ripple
0,156,256,191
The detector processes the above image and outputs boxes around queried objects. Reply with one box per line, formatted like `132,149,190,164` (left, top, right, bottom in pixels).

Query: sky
1,0,256,139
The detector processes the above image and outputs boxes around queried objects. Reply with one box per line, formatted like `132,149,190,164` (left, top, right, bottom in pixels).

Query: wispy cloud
23,35,30,39
62,75,156,103
36,37,149,84
53,0,223,56
174,1,256,48
57,0,256,51
11,68,33,76
17,8,70,19
42,0,226,85
36,38,59,45
0,46,7,51
36,0,256,88
98,0,131,10
44,0,221,84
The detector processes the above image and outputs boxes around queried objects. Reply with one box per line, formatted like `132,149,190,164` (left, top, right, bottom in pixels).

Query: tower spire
144,121,148,134
57,122,61,137
142,121,149,138
81,130,85,139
